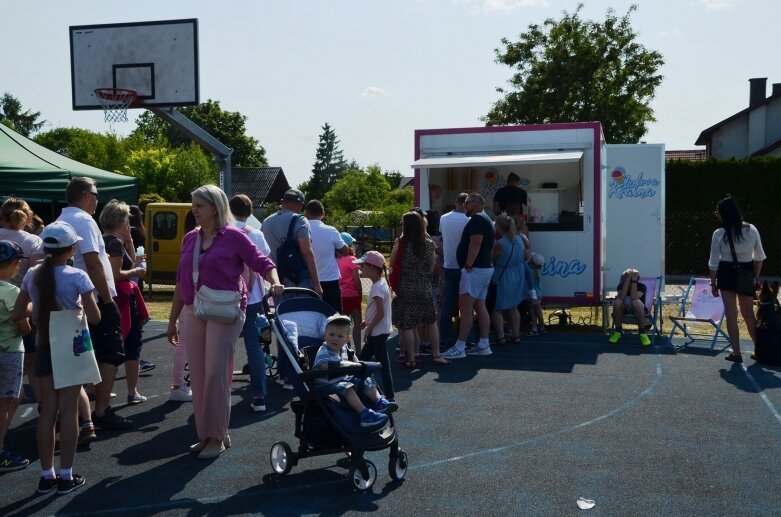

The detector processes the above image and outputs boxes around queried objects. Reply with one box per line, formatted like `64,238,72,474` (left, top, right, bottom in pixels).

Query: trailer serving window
411,151,584,231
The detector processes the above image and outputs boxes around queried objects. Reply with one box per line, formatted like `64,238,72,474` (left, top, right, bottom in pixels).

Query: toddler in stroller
265,288,407,491
313,314,398,427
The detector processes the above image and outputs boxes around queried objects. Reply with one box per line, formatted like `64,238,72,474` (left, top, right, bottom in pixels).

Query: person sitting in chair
608,268,651,346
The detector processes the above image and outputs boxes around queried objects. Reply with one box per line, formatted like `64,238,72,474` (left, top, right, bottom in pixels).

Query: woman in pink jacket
167,185,284,459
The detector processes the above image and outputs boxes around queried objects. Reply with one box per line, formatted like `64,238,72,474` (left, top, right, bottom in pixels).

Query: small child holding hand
313,314,397,427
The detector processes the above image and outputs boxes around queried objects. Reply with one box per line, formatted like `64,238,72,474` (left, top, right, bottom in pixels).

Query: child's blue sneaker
360,408,388,427
374,396,398,414
0,449,29,472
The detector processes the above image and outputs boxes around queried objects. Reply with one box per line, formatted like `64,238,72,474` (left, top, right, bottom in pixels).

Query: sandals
724,353,743,363
432,356,450,365
492,337,507,346
510,336,522,344
405,361,417,370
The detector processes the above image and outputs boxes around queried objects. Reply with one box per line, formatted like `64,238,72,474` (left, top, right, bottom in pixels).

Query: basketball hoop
94,88,139,124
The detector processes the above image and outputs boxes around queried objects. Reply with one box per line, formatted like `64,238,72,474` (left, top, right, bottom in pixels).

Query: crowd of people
0,178,767,495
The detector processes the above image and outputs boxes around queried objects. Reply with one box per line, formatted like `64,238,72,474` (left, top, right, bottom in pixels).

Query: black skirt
716,261,754,292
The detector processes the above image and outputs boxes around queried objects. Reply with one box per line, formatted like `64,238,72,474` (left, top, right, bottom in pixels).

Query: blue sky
3,0,779,188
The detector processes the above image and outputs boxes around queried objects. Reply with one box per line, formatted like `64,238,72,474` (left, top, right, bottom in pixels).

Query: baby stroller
263,288,407,491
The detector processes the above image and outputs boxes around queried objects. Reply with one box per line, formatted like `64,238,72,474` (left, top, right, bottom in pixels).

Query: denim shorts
0,351,23,398
317,375,375,397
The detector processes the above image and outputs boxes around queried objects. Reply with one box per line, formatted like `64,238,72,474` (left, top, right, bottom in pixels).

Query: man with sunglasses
57,178,131,431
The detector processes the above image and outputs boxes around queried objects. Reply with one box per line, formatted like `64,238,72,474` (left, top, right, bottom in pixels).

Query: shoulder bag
726,230,756,296
192,232,242,324
49,297,102,390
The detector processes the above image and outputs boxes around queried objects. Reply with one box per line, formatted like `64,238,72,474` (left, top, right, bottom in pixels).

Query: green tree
306,122,346,201
34,128,134,173
483,4,664,143
1,93,45,136
322,165,389,215
382,170,403,189
122,144,215,201
132,99,268,167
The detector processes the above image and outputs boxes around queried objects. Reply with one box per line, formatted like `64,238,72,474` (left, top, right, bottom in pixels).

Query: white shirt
57,206,117,298
439,209,470,269
708,224,767,269
365,280,392,336
235,220,271,304
308,219,346,282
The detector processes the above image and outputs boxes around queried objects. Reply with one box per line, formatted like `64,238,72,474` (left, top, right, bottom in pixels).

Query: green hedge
666,157,781,276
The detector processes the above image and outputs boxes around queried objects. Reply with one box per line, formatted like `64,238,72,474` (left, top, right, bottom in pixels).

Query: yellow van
144,203,196,285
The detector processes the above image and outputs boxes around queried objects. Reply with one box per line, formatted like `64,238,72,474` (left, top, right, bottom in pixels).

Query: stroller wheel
349,460,377,492
388,449,408,481
270,441,294,475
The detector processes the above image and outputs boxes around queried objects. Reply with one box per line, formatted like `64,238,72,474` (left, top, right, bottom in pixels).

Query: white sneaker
466,345,493,356
441,346,466,359
170,385,192,402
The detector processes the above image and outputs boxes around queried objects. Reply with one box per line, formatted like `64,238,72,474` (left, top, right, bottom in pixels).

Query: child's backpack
275,215,308,283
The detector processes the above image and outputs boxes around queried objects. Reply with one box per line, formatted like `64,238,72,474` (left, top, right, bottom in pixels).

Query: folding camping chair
606,275,663,343
668,277,730,349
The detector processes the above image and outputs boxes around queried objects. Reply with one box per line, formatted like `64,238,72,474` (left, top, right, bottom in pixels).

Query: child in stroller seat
313,314,398,427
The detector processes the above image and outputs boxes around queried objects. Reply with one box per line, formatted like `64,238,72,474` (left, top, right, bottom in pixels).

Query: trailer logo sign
608,166,659,199
542,256,587,278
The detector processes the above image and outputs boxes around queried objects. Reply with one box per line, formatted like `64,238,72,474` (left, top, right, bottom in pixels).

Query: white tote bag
49,309,102,389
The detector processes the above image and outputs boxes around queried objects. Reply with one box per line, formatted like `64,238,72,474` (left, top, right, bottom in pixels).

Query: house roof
695,90,781,145
751,137,781,156
231,167,290,207
665,149,707,161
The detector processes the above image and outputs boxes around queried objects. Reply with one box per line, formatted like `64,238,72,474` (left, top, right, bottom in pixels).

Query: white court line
741,363,781,426
50,356,666,516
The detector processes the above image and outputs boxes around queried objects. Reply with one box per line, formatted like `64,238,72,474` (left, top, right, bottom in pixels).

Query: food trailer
411,122,664,304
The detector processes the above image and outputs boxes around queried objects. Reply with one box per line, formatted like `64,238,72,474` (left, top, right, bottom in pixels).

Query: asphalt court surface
1,321,781,516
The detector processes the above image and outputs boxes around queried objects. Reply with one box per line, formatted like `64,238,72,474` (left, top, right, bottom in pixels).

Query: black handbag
726,231,756,296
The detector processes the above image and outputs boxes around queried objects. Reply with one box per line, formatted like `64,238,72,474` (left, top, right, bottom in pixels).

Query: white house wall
712,118,748,158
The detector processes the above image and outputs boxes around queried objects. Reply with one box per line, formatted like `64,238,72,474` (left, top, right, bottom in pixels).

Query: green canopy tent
0,123,138,203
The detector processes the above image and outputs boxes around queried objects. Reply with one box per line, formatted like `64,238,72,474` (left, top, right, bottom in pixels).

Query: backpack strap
285,214,300,241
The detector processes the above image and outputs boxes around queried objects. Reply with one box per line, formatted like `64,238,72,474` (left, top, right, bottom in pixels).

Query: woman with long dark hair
708,195,766,362
390,211,448,368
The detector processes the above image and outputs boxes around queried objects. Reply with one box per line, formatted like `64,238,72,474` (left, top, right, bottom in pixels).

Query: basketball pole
150,107,234,196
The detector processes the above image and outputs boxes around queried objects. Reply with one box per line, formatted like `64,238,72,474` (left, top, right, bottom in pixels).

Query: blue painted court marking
740,363,781,426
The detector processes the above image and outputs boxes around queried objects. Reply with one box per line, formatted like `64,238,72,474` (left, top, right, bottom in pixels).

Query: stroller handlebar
262,287,322,316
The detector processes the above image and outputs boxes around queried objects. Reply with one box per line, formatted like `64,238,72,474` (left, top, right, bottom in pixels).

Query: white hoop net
94,88,138,124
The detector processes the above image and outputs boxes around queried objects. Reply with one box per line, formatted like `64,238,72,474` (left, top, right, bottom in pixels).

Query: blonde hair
495,214,516,237
99,199,130,231
192,184,234,228
0,197,33,230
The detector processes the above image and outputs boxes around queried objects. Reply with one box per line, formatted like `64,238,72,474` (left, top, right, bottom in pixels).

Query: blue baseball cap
340,231,354,245
0,240,25,262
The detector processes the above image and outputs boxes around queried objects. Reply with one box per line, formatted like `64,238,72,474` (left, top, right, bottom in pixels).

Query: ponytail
34,246,71,350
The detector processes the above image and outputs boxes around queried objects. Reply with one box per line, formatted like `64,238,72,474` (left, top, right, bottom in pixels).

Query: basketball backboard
69,18,199,110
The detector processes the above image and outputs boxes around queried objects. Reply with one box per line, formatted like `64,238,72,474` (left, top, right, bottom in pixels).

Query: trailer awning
411,151,583,169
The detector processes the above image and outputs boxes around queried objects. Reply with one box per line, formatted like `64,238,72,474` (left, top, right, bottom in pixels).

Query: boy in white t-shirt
354,251,396,401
